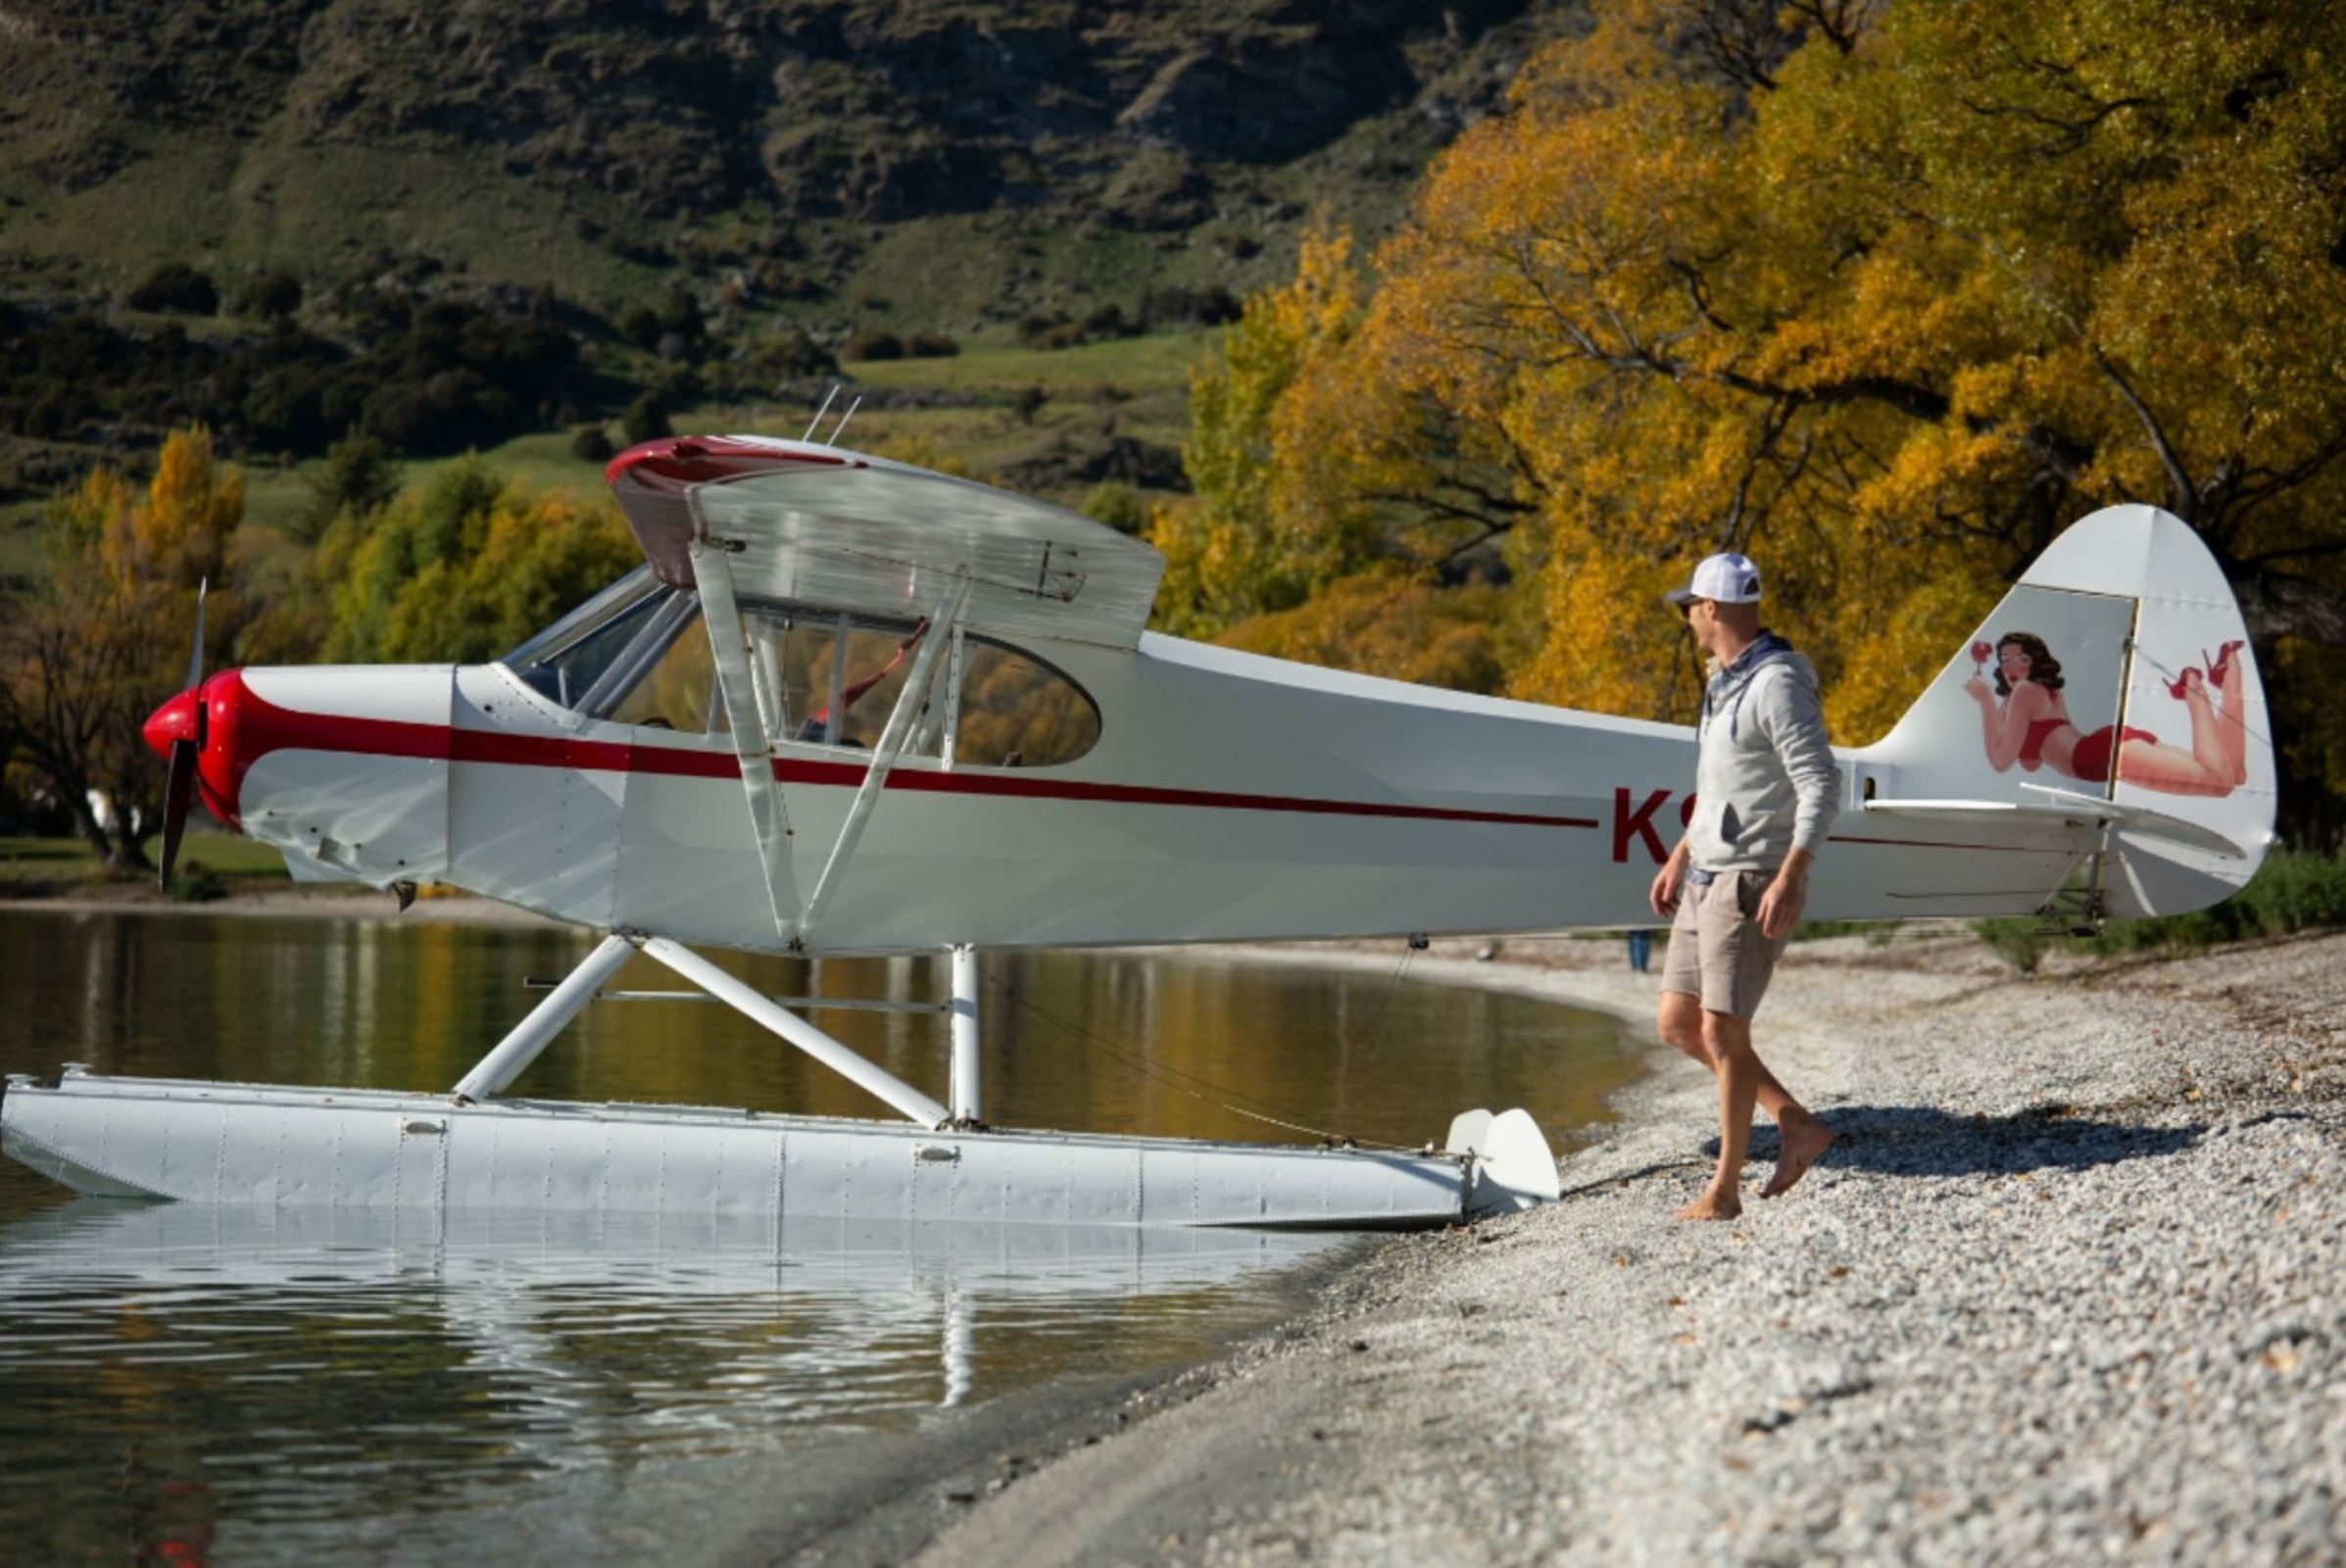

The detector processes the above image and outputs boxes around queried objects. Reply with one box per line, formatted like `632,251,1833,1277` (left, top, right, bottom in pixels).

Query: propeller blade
182,578,209,693
159,737,197,889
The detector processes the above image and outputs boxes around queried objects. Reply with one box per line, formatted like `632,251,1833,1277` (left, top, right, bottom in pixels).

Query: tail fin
1856,505,2275,919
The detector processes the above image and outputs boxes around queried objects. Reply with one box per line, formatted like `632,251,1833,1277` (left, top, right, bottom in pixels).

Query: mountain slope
0,0,1589,324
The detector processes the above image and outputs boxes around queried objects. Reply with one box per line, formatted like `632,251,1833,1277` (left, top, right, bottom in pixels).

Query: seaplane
0,431,2275,1230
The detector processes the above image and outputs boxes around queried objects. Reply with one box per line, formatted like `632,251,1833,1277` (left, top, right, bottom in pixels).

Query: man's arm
1649,835,1690,920
1757,669,1841,940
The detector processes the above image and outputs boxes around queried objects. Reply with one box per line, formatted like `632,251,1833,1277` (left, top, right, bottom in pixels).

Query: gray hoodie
1683,633,1841,873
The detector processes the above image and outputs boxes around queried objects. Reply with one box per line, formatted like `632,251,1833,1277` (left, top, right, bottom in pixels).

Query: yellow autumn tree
104,424,241,594
1238,0,2346,832
0,427,244,867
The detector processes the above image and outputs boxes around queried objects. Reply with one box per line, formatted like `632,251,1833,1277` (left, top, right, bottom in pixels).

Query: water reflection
0,1200,1344,1558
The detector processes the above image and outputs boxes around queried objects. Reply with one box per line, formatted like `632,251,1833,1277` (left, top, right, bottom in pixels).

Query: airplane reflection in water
0,1200,1342,1427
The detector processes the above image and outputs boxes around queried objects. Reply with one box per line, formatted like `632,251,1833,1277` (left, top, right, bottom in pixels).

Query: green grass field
846,330,1213,396
225,329,1214,539
0,832,290,894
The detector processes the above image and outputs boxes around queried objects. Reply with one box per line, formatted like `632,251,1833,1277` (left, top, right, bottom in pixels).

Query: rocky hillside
0,0,1588,325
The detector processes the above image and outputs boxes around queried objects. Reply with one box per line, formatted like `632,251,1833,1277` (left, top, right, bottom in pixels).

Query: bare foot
1674,1190,1741,1222
1760,1114,1835,1199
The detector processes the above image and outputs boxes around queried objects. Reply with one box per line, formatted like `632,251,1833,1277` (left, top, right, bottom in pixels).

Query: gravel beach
904,930,2346,1566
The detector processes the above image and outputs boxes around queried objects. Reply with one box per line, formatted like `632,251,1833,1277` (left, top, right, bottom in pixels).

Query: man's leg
1676,1010,1761,1220
1658,989,1817,1133
1672,874,1835,1218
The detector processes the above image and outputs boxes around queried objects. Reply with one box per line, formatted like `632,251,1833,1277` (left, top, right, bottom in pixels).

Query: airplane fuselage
185,629,2086,955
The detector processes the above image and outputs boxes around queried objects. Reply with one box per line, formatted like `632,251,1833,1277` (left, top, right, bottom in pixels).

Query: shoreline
897,930,2346,1565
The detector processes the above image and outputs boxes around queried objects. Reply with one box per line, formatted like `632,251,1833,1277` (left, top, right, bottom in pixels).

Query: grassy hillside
227,329,1209,537
0,2,1588,336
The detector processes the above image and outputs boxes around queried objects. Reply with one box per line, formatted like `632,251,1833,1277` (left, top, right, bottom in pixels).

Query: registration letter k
1612,787,1671,864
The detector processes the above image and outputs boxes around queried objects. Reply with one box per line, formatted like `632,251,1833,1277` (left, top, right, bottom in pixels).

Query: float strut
949,945,981,1125
453,933,639,1101
640,937,950,1128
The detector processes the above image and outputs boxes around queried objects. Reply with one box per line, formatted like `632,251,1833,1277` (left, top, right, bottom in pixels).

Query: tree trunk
2229,564,2346,649
105,818,154,874
60,787,122,869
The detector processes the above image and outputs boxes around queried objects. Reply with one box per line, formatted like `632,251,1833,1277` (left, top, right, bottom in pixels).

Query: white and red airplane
1,434,2274,1229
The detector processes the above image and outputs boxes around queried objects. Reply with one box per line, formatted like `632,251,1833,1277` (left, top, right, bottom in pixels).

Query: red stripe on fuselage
228,682,2080,852
237,685,1604,832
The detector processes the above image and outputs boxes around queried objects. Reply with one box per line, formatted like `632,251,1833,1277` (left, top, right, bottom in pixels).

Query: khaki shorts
1660,869,1790,1018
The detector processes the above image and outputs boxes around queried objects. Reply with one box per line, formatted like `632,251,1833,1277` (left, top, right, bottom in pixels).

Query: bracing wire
976,960,1426,1153
1347,942,1416,1066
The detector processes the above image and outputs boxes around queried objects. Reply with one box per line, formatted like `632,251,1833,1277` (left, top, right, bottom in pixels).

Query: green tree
320,459,638,664
1149,224,1375,637
297,433,399,542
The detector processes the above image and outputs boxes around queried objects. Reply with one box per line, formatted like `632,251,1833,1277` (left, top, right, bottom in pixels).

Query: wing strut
796,573,971,951
690,535,804,941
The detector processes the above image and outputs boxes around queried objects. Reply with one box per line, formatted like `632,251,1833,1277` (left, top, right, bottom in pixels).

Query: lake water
0,908,1639,1562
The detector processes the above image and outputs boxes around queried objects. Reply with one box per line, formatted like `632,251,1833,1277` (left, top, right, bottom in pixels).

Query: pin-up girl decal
1965,632,2246,798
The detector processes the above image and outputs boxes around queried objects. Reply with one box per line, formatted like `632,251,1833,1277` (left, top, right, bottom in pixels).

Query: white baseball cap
1663,551,1762,608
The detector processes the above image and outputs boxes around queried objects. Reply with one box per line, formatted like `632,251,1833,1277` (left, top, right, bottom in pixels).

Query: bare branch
2088,343,2196,520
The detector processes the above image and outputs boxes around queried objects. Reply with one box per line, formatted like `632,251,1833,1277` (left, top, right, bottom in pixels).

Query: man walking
1648,552,1840,1221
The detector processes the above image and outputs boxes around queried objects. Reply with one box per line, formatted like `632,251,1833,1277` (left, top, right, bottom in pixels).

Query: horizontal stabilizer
2017,783,2246,859
1864,790,2242,860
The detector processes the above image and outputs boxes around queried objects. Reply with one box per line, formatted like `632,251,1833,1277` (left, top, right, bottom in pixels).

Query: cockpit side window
742,607,937,751
953,640,1100,768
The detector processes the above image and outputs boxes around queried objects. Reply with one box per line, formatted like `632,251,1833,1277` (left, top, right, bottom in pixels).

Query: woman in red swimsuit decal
1964,631,2246,797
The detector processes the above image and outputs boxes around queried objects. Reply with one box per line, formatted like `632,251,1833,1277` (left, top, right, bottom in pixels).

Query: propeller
157,580,208,889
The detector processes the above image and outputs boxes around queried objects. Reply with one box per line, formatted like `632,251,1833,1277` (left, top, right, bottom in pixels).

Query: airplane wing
607,435,1165,651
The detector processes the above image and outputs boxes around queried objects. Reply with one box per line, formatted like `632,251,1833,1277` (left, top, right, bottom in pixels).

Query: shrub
656,284,704,346
618,304,662,350
1140,283,1242,329
126,263,220,315
1974,847,2346,963
1975,917,2047,974
621,391,671,446
166,858,229,903
1011,385,1048,423
1081,480,1144,533
1016,313,1066,346
1081,303,1133,339
570,424,615,462
905,331,960,359
739,329,838,385
844,329,904,362
234,270,304,319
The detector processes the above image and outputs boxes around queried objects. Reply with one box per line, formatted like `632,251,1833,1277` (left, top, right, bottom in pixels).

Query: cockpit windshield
501,573,1100,766
502,567,698,713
